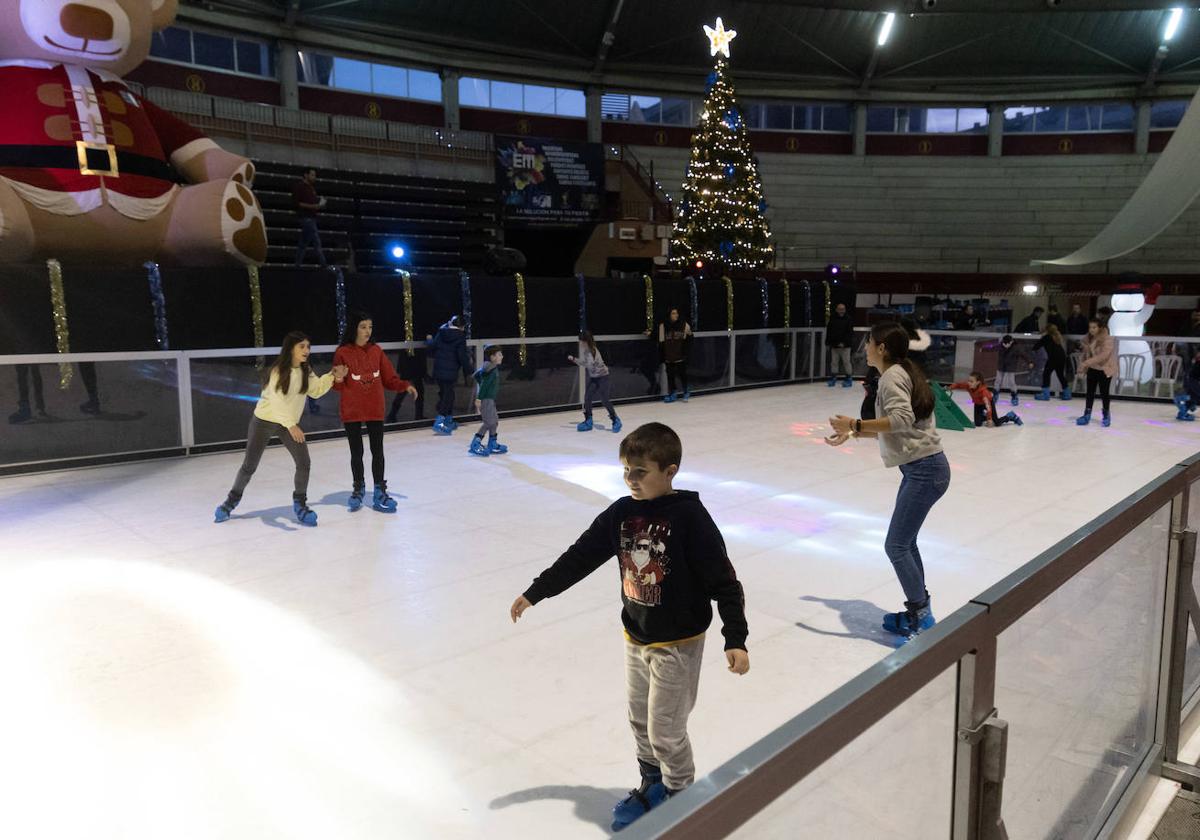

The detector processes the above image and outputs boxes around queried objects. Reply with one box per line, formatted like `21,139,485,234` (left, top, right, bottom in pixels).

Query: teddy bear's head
2,0,178,76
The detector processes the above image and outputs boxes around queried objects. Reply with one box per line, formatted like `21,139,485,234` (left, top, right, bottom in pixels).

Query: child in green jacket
469,345,507,456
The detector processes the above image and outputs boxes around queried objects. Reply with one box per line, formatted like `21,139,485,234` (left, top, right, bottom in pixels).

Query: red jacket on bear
333,342,410,422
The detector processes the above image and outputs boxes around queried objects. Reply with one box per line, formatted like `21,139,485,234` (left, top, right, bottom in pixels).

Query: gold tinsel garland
823,279,832,326
723,275,733,331
781,277,791,352
643,274,654,333
247,265,264,361
515,272,527,365
46,258,72,389
400,270,415,356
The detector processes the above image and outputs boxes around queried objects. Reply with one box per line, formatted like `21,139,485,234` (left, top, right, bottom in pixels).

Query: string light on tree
671,17,773,274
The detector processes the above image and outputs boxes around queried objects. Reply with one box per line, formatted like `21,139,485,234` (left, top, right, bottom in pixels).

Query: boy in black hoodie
510,422,749,833
424,316,473,435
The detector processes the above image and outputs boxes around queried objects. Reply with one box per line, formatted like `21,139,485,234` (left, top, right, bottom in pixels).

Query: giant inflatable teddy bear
0,0,266,266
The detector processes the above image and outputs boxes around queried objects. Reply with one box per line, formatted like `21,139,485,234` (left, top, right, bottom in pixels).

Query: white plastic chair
1116,354,1145,395
1153,354,1182,398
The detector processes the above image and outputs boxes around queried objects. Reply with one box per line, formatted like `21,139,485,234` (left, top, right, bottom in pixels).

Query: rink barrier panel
0,329,818,474
623,451,1200,840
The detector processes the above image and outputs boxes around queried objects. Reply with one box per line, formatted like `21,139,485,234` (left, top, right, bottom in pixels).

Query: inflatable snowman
1107,282,1161,385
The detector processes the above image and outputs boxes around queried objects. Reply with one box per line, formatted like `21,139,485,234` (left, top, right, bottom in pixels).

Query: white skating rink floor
1,383,1196,839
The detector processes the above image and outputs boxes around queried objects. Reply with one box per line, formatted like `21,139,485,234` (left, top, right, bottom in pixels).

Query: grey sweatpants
994,371,1018,393
829,347,852,377
230,414,311,498
625,634,705,791
475,398,499,437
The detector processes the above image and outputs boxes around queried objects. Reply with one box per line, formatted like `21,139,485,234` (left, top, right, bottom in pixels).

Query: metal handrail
626,453,1200,839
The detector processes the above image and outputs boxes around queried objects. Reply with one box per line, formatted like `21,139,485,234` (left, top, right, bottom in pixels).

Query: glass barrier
1185,479,1200,708
796,332,815,380
591,337,673,401
479,341,581,414
735,332,792,386
0,358,181,466
728,665,957,837
190,352,346,446
994,501,1170,838
684,335,732,393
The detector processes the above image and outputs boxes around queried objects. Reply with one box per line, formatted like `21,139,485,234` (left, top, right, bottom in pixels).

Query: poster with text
495,135,604,227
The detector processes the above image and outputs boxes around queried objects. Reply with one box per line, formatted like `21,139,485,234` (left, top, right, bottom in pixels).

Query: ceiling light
877,12,896,47
1022,283,1039,295
1164,7,1183,42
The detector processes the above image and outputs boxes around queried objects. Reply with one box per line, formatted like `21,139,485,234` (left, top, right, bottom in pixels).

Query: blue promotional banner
495,135,603,227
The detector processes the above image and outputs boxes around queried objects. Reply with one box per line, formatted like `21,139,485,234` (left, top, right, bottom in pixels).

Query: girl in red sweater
334,312,418,512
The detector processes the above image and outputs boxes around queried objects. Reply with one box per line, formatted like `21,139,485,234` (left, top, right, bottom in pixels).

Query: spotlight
695,259,704,269
390,245,406,260
1022,283,1039,295
825,264,841,276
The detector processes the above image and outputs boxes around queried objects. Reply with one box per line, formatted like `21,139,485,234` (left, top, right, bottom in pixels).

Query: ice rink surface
1,383,1195,838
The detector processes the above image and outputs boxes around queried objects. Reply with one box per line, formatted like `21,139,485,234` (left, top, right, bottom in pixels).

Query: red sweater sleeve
332,346,348,391
379,350,410,393
139,98,208,157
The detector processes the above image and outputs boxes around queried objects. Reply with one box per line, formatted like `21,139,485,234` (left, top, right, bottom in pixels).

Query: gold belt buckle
76,140,118,177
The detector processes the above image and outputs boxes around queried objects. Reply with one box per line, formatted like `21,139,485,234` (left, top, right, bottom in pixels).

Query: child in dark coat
425,315,473,435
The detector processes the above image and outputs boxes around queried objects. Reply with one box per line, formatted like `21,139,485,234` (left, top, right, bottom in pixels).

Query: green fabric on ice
933,383,973,431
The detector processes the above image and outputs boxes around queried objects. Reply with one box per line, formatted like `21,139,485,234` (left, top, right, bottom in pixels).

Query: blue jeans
885,451,950,605
295,216,326,266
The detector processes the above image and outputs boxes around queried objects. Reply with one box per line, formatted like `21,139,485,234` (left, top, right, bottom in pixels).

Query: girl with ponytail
827,322,950,643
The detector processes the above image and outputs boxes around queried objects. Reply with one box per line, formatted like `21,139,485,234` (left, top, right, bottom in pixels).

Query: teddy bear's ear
151,0,180,31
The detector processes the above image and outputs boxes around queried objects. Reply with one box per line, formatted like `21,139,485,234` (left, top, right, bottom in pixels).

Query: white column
1136,100,1151,155
853,103,867,157
987,104,1004,157
278,40,299,110
586,86,602,144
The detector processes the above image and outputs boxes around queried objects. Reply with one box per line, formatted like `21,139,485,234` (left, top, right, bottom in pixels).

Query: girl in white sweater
214,331,347,526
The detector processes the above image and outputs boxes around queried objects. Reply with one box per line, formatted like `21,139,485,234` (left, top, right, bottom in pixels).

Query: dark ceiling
180,1,1200,98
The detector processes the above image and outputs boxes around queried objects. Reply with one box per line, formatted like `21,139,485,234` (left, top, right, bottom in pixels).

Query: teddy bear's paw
230,160,256,187
221,179,267,265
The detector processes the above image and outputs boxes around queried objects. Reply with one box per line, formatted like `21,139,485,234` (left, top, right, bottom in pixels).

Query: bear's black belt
0,143,175,181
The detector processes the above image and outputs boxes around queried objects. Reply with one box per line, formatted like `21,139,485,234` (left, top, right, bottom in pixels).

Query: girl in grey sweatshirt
827,322,950,643
568,331,622,433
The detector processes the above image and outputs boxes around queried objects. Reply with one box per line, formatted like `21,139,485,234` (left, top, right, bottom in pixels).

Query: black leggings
1085,369,1111,414
974,400,1017,427
1042,364,1068,390
345,420,385,486
665,360,688,394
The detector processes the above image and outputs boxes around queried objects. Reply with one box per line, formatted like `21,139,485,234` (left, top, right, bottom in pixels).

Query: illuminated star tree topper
670,18,772,274
703,17,737,58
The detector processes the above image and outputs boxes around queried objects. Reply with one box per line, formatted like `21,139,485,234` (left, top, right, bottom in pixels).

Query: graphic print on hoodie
620,517,670,606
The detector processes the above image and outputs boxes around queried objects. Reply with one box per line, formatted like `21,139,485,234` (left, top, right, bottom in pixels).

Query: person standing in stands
1046,305,1067,333
1014,307,1044,334
293,167,327,268
825,302,855,388
954,304,988,331
1066,304,1089,336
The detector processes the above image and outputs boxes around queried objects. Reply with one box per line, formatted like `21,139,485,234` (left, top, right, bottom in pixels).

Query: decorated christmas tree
671,18,773,273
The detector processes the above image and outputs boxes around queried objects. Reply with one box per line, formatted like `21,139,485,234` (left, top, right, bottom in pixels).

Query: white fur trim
1,176,103,215
169,138,220,169
106,184,178,220
909,330,932,352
